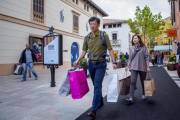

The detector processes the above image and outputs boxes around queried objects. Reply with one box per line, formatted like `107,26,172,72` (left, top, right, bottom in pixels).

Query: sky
93,0,171,20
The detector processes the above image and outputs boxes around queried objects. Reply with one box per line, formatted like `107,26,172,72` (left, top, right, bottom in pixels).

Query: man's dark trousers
88,61,107,111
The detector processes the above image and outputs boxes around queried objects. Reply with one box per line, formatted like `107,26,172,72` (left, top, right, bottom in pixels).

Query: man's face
36,41,39,45
89,20,100,32
26,44,30,49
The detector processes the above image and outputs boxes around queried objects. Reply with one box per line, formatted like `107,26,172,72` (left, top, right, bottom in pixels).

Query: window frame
93,10,97,16
76,0,78,4
108,24,112,28
117,23,121,27
112,33,117,40
72,10,80,34
84,4,86,10
87,6,89,11
31,0,45,25
113,24,116,28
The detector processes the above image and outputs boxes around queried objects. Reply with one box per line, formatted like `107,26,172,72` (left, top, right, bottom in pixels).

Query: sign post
43,26,63,87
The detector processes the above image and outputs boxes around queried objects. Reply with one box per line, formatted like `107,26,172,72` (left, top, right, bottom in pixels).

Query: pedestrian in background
161,52,164,67
157,51,162,67
125,34,150,103
19,44,38,82
125,52,129,65
119,52,122,60
19,52,31,77
151,52,155,66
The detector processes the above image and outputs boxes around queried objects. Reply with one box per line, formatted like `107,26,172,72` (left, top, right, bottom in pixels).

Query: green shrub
78,58,87,66
121,53,126,62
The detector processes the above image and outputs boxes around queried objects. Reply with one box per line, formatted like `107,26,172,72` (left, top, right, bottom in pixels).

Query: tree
127,6,165,47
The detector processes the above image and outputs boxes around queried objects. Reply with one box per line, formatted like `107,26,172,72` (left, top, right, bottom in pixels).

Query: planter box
168,64,175,71
117,62,122,68
121,61,126,67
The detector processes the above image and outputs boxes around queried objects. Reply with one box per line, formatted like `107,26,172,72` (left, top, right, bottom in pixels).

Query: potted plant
167,54,176,71
78,58,88,77
121,53,126,67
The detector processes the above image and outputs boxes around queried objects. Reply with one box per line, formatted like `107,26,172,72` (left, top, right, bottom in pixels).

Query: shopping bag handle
123,71,130,78
146,73,153,80
69,65,82,72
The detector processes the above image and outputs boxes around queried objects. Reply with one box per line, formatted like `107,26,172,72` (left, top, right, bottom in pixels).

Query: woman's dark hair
131,34,145,47
89,17,100,24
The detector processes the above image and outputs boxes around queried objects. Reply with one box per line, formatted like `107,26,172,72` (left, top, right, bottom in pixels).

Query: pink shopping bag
68,69,89,99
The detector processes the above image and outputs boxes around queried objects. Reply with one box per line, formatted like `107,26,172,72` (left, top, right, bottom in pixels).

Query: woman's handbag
144,73,156,96
119,72,131,95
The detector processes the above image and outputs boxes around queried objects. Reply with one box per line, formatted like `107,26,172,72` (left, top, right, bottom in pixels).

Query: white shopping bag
107,73,120,102
59,69,71,97
14,65,21,75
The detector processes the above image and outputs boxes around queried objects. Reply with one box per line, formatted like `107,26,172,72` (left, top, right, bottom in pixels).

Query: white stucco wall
0,0,104,64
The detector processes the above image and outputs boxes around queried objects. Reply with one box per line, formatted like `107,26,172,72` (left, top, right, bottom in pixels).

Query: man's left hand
113,64,117,70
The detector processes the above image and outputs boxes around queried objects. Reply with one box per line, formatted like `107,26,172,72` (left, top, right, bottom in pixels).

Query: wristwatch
112,62,117,65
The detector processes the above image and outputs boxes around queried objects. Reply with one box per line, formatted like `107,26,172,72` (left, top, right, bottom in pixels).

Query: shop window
29,36,43,62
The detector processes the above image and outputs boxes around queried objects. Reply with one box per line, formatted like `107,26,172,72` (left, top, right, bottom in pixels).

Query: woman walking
125,34,151,103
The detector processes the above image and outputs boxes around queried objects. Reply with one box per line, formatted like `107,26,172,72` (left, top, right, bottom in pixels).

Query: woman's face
133,36,140,44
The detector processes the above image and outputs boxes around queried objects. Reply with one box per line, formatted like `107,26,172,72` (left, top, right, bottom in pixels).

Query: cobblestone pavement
0,63,127,120
0,63,179,120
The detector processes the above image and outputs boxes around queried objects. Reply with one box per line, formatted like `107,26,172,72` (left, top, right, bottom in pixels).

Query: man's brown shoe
87,111,96,117
98,100,104,108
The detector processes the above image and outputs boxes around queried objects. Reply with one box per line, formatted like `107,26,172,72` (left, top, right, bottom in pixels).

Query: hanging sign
167,30,177,37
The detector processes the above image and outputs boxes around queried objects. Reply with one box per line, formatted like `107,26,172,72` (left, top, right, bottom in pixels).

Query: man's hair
89,17,100,24
26,44,29,46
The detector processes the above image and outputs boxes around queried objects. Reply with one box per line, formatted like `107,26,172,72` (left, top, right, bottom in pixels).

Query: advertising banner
43,35,63,65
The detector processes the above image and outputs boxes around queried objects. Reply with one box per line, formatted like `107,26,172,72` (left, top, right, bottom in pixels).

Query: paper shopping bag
68,69,89,99
144,73,156,96
107,73,119,102
59,69,71,97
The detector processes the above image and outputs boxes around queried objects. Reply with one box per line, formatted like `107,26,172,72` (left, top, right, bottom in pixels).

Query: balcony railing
110,39,121,46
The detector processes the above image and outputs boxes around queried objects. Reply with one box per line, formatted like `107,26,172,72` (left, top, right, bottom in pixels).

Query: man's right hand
73,60,79,67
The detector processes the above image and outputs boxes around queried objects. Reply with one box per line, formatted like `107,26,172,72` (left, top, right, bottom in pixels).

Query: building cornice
62,0,93,17
0,14,84,39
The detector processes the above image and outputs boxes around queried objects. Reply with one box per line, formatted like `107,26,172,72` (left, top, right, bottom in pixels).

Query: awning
154,45,172,51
